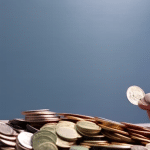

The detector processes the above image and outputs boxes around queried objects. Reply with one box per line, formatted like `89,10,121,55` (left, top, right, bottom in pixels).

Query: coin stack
121,122,150,145
0,122,18,150
55,121,81,149
75,120,110,147
22,109,60,129
95,117,137,144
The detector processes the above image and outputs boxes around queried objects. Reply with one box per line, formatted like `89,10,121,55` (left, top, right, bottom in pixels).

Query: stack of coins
22,109,60,129
95,117,136,144
31,126,58,150
75,120,110,148
56,121,80,149
16,131,33,150
0,122,18,150
121,122,150,145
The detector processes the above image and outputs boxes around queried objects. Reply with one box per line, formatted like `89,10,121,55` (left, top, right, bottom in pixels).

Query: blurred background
0,0,150,123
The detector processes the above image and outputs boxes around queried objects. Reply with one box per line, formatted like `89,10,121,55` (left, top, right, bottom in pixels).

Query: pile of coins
1,110,150,149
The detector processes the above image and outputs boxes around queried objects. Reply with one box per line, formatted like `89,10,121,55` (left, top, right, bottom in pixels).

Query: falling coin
126,85,145,105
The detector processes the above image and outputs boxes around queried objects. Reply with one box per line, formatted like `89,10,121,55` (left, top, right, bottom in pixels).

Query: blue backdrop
0,0,150,123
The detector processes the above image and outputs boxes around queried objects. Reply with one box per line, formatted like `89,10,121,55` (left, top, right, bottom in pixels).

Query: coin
17,131,33,149
76,121,101,135
131,145,148,150
26,124,39,133
56,127,78,141
98,124,129,136
32,135,55,150
95,117,125,130
0,133,16,141
0,122,16,136
127,128,150,136
25,117,59,122
36,141,58,150
126,85,145,105
32,130,57,145
56,136,75,148
0,138,16,147
70,145,90,150
121,122,150,131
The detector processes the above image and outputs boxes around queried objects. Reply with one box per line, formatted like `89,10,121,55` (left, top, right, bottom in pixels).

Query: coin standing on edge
126,85,145,105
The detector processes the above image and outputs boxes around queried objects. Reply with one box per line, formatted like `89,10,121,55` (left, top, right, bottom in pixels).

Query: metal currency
36,141,58,150
0,138,16,147
32,130,57,144
0,122,16,136
0,133,16,141
99,124,129,136
25,117,59,122
70,145,90,150
56,121,82,138
56,127,78,141
17,131,33,149
56,136,76,148
126,85,145,105
95,117,125,130
76,121,101,135
121,122,150,131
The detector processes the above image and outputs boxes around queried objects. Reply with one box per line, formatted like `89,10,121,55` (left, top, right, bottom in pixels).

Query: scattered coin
126,85,145,105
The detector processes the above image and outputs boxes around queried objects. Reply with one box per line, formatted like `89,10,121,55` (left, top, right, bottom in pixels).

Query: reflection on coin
0,138,16,147
17,131,33,149
126,86,145,105
0,122,15,136
0,133,16,141
56,127,78,141
0,147,15,150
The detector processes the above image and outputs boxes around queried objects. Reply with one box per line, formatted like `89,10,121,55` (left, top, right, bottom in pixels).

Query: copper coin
98,124,129,136
121,122,150,131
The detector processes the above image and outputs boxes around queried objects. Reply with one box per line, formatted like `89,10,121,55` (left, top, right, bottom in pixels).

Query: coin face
126,85,145,105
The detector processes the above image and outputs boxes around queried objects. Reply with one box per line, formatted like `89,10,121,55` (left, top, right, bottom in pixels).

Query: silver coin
126,85,145,105
17,131,33,149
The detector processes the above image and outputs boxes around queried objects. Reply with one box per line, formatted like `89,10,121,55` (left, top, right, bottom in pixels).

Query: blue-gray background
0,0,150,123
